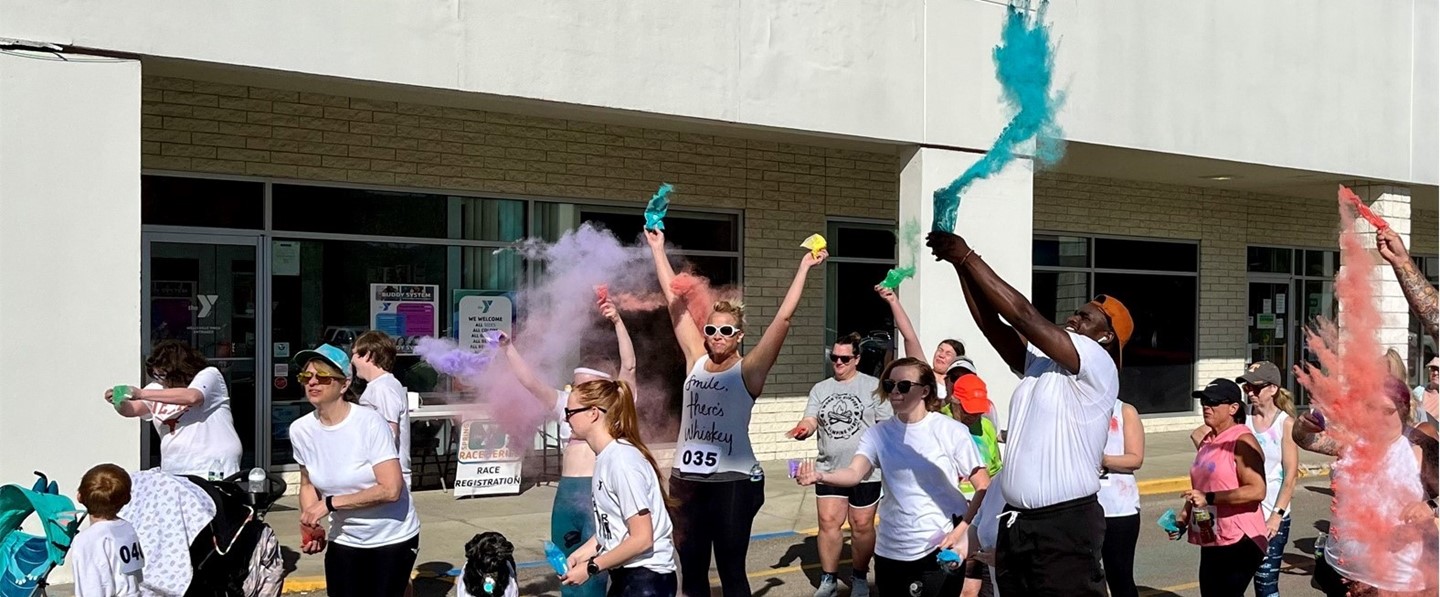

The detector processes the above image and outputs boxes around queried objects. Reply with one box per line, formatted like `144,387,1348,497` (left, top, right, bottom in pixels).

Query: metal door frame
141,231,272,470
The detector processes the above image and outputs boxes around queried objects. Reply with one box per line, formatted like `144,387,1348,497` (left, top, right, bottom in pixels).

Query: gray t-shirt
805,373,891,479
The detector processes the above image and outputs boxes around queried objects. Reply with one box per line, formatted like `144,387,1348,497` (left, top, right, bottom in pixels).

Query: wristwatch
586,558,601,576
324,495,336,513
1204,492,1216,507
1274,508,1288,518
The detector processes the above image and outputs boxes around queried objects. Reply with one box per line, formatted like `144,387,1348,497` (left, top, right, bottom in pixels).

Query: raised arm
743,250,827,396
926,232,1044,372
930,232,1078,372
1103,403,1146,473
957,265,1029,374
600,298,638,388
1292,412,1341,457
497,333,560,411
645,228,707,365
133,386,203,408
1378,228,1438,339
876,286,926,362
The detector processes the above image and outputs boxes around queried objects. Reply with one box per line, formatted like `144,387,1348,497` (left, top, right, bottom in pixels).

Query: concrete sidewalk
268,427,1332,593
40,427,1335,596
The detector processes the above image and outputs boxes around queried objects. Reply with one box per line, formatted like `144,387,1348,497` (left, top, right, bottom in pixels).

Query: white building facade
2,0,1436,539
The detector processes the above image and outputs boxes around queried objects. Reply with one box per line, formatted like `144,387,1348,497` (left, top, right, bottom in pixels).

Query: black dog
461,532,517,596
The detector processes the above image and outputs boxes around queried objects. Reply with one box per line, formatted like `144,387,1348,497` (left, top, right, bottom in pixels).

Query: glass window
825,221,900,377
833,226,896,260
1095,238,1198,272
1097,272,1197,414
142,175,264,229
1303,250,1339,277
1409,256,1439,387
574,209,738,253
1033,236,1090,268
1032,271,1092,325
1247,247,1293,273
272,185,525,242
1035,234,1198,415
267,237,522,467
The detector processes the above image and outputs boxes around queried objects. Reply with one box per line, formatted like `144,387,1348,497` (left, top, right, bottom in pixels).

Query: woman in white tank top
1097,400,1144,597
646,227,827,597
1236,362,1298,597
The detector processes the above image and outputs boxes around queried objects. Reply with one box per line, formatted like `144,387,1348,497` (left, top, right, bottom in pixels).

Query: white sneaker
849,573,870,597
815,574,838,597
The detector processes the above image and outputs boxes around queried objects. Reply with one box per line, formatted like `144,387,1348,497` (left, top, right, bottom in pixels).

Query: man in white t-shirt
928,230,1133,597
352,331,412,487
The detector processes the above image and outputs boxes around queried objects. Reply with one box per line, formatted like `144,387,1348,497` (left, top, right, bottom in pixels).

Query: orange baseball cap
1089,294,1134,350
951,374,990,415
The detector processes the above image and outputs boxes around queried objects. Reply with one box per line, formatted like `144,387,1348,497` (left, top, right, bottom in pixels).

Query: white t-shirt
289,404,421,548
360,373,412,487
142,367,243,478
591,440,675,574
1001,332,1118,509
856,412,986,561
71,519,144,597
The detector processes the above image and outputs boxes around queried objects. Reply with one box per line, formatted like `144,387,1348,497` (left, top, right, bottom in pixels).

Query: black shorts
815,481,882,508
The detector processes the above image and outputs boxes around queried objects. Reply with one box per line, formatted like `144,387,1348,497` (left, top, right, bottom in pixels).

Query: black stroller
182,472,288,597
124,469,287,597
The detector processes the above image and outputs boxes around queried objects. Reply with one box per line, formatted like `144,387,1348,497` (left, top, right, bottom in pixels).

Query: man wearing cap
928,231,1131,597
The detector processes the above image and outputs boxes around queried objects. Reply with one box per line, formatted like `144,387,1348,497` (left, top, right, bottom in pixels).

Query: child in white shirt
71,464,144,597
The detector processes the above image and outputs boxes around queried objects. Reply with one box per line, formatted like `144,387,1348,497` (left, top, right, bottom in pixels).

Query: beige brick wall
1035,173,1343,403
140,75,896,462
1414,204,1437,256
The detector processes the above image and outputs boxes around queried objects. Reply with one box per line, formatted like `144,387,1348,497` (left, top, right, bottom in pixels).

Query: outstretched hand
801,249,829,269
1377,227,1411,267
926,231,972,263
598,298,621,324
874,285,899,303
794,459,821,486
644,228,665,250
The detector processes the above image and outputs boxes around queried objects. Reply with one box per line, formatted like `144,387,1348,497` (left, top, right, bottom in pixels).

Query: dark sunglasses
881,379,921,394
563,405,606,421
829,354,855,364
1242,382,1271,393
704,325,740,338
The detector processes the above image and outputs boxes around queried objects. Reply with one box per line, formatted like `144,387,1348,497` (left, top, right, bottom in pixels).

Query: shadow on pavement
1137,586,1186,597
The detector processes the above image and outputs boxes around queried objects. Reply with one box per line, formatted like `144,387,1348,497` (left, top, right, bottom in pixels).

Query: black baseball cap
1193,378,1243,405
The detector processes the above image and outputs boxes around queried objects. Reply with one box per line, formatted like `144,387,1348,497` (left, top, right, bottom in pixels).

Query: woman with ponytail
559,379,677,597
1235,362,1297,597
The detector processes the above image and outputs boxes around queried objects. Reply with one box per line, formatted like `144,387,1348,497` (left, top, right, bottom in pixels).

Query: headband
573,367,613,380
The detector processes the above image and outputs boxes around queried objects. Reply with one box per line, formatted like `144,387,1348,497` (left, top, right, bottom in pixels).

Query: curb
280,467,1332,593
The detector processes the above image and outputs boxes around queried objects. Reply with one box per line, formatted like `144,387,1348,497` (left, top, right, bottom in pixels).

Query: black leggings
669,475,765,597
1102,514,1140,597
1197,538,1264,597
324,534,419,597
608,567,679,597
874,550,963,597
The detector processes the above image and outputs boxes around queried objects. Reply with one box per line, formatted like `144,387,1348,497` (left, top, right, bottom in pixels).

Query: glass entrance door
1248,279,1293,390
143,234,266,470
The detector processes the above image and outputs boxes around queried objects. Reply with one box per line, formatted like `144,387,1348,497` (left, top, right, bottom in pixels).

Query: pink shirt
1189,424,1268,549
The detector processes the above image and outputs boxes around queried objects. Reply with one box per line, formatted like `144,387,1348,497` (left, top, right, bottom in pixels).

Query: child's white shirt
71,519,144,597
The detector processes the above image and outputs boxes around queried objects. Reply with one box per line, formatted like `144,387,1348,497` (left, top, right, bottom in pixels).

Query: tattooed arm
1293,413,1341,457
1378,228,1438,339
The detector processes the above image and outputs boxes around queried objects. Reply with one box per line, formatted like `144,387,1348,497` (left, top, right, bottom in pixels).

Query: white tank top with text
673,357,758,480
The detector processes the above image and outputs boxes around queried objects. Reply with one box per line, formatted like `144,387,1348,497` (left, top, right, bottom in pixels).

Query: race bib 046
677,442,722,475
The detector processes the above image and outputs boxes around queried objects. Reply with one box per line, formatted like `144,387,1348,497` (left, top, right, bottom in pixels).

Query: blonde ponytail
1274,386,1297,418
573,379,674,507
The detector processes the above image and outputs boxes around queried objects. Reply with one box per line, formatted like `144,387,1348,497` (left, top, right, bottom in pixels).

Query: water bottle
1192,507,1218,544
750,463,764,482
247,467,267,505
